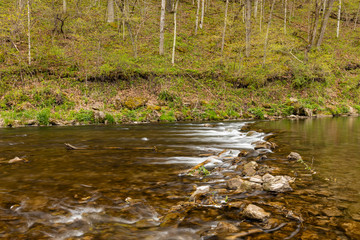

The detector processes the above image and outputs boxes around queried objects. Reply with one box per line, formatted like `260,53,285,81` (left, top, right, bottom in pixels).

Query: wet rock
189,185,210,201
215,221,239,233
322,207,343,217
94,111,106,123
263,174,293,193
242,161,258,176
252,141,276,150
350,212,360,221
341,221,360,239
226,177,245,190
287,152,302,161
49,119,65,126
246,131,256,136
249,175,263,184
228,201,244,209
243,204,270,221
8,157,28,164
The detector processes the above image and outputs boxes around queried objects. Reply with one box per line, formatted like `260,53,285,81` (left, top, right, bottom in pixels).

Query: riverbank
1,71,360,128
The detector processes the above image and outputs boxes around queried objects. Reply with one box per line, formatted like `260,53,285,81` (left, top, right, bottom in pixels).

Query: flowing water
0,119,359,239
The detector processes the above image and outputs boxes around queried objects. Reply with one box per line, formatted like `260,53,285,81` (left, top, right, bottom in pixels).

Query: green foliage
158,90,176,102
248,107,265,120
105,113,116,124
159,110,176,122
37,108,51,125
75,109,95,123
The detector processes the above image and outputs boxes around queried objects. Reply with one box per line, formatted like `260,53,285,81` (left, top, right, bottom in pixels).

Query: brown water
0,119,359,239
0,122,264,239
254,117,360,220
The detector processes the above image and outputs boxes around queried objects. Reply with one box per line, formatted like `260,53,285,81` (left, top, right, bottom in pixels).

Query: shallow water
0,122,265,239
255,116,360,219
0,119,359,239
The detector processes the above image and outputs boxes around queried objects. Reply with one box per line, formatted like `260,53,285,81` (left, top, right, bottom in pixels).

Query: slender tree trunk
284,0,287,34
200,0,205,29
263,0,275,66
221,0,229,54
63,0,67,13
159,0,166,55
310,0,321,48
260,0,263,32
354,2,360,30
245,0,251,57
195,0,200,34
27,0,31,65
336,0,341,38
172,0,179,65
107,0,114,23
316,0,335,48
254,0,259,18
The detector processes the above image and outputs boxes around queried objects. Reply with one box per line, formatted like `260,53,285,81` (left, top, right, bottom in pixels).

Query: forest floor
1,0,360,126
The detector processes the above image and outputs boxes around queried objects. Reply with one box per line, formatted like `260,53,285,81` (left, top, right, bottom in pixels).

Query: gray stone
263,175,293,193
287,152,302,161
243,204,270,221
94,111,106,123
227,177,245,190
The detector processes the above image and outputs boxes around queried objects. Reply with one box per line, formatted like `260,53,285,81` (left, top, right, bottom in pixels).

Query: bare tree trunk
245,0,251,57
63,0,67,13
200,0,205,29
27,0,31,65
310,0,321,48
262,0,275,66
159,0,166,55
284,0,287,34
254,0,259,18
172,0,179,65
221,0,229,54
316,0,335,48
260,0,263,31
336,0,341,38
195,0,200,34
354,2,360,30
107,0,114,23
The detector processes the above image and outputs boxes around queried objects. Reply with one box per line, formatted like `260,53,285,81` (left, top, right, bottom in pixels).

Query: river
0,119,359,239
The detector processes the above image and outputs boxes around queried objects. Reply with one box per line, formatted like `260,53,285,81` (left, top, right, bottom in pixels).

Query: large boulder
243,204,270,221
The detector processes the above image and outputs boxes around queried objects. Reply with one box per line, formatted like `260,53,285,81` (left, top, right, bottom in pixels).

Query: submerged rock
287,152,302,161
262,174,293,193
341,221,360,239
322,207,343,217
243,204,270,221
215,221,239,233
